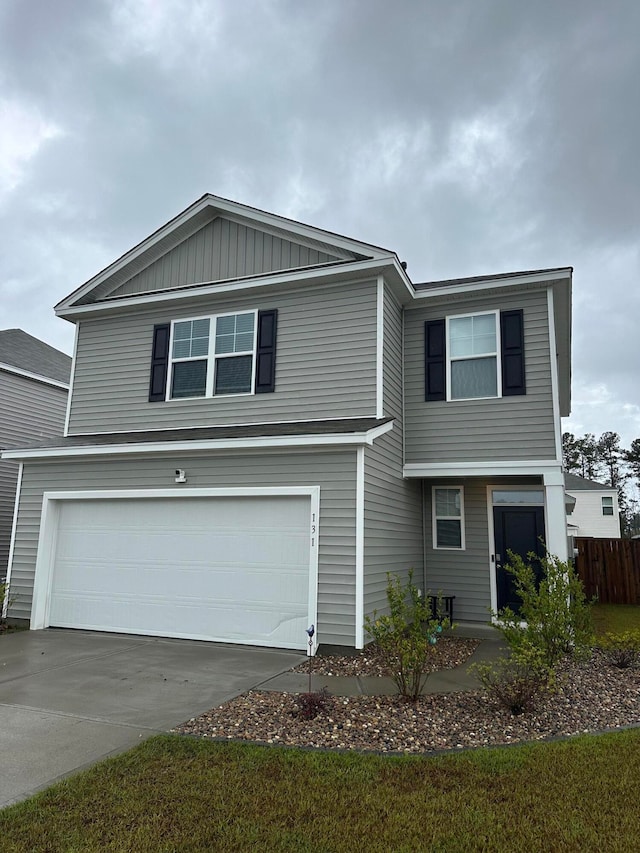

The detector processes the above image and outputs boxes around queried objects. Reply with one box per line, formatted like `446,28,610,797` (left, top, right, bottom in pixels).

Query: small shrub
293,688,331,720
493,551,594,666
472,645,552,715
364,570,450,702
599,630,640,669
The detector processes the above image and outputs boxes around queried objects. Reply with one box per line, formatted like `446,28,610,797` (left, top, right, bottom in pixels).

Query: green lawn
592,604,640,637
2,731,640,852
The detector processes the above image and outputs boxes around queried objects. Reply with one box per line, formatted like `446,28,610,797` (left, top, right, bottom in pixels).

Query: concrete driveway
0,629,304,808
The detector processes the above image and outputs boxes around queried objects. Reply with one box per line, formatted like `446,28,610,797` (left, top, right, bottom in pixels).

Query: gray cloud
1,0,638,443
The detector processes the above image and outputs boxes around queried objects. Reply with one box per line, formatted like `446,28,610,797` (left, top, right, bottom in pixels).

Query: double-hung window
447,311,499,400
432,486,465,549
602,496,614,516
169,311,257,399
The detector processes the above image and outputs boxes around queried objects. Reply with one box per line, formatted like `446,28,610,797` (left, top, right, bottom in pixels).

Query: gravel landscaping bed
292,636,480,677
175,651,640,753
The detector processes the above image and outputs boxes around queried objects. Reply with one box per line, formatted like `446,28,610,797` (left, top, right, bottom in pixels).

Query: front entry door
493,506,546,613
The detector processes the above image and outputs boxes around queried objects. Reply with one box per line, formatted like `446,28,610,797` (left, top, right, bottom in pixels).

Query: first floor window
602,496,614,516
447,311,498,400
433,486,465,549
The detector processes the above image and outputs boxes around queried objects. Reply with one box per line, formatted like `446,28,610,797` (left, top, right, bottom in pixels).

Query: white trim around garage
2,421,395,461
30,486,321,652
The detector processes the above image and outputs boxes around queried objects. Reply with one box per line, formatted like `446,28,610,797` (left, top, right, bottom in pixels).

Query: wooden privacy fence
574,537,640,605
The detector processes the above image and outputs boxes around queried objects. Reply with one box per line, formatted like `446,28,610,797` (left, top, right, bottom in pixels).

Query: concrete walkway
260,634,507,697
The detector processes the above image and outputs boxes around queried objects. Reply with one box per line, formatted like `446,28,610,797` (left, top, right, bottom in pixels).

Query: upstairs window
602,496,614,516
425,309,525,403
148,309,277,403
447,312,498,400
170,312,256,399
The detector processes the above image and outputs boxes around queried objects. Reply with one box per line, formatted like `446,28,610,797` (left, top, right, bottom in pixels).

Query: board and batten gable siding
363,284,423,625
106,217,342,299
0,371,67,577
67,279,378,434
424,479,492,623
8,450,357,647
404,288,557,464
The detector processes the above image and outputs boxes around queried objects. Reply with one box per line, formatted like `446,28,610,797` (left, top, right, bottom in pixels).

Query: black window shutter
148,323,170,402
500,309,526,396
425,319,446,401
255,309,278,393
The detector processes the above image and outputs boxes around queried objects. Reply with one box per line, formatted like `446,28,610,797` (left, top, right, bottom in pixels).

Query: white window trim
166,309,258,401
445,309,501,402
432,485,466,550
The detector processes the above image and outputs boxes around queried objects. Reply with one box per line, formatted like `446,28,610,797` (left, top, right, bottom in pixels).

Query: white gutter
410,268,572,301
2,421,394,461
0,362,69,390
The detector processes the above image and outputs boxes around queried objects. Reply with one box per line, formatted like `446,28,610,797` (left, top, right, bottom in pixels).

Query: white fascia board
403,460,562,479
0,362,69,390
411,268,572,302
55,257,405,319
3,421,394,461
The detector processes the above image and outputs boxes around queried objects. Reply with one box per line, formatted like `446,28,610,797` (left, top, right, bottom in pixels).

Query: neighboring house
2,195,572,650
565,473,621,539
0,329,71,582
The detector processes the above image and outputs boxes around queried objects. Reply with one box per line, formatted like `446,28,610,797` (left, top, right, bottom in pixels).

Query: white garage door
47,495,312,649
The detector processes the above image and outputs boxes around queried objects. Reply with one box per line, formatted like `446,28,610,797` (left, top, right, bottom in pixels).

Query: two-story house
565,473,621,539
2,195,571,651
0,329,70,583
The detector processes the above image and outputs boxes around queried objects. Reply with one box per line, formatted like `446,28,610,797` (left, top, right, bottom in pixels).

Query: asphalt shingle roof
0,329,71,385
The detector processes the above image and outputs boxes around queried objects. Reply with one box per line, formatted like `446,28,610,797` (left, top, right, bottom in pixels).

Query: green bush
599,630,640,668
493,551,594,666
364,570,450,702
472,645,552,715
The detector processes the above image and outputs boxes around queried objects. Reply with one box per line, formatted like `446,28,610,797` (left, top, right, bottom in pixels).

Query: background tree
625,438,640,488
562,432,581,473
575,433,600,480
597,431,627,490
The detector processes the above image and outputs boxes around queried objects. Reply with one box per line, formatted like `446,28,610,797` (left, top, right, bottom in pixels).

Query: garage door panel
48,495,312,649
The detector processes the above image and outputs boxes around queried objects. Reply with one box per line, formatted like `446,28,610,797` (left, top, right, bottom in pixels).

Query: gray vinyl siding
382,284,403,421
8,449,357,647
424,479,492,624
363,430,423,625
0,371,67,577
363,285,423,625
404,288,557,463
67,279,378,434
107,217,341,299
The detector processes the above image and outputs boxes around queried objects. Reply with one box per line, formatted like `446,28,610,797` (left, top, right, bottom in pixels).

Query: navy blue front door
493,506,546,613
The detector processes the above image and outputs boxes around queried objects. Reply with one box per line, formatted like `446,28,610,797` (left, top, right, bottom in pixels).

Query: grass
592,604,640,637
2,731,640,852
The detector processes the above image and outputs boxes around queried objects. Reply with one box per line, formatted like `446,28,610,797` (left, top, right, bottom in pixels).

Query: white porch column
543,469,569,563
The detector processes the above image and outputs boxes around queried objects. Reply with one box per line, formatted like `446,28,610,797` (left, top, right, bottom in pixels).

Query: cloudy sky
1,0,638,447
